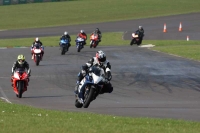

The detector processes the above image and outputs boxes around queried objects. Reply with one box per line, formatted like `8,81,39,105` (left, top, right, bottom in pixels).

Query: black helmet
95,28,99,32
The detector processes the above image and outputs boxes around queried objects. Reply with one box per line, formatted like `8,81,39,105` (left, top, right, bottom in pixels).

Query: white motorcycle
31,44,43,66
75,66,107,108
76,37,85,52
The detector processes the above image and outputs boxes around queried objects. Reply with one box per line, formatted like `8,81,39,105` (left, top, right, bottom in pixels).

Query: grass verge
144,40,200,61
0,100,200,133
0,32,200,61
0,0,200,30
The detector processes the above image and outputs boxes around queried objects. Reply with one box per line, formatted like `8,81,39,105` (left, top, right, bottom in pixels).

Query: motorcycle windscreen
92,73,103,84
60,39,69,44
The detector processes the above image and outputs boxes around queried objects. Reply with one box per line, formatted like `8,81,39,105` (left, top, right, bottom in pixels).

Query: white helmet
80,30,84,33
139,26,143,30
35,37,39,42
96,50,106,65
64,31,68,35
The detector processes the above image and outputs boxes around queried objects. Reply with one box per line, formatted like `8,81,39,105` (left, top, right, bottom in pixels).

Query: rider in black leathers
60,31,71,48
135,26,144,44
90,28,102,46
31,37,44,59
11,54,31,86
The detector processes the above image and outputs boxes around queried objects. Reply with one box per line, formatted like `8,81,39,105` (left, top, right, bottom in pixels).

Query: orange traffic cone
187,36,189,41
163,23,167,33
179,22,182,31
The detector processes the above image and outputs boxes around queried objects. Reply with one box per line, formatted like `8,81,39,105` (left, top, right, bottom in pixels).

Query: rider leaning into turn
135,26,144,44
75,50,113,104
90,28,102,45
11,54,31,86
31,37,44,59
60,31,71,47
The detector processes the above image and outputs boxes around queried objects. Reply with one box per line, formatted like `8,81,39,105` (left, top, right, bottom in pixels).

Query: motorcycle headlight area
14,73,20,79
92,73,102,84
34,49,41,54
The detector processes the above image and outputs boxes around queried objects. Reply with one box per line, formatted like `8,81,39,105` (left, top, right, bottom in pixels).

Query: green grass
143,40,200,61
1,0,200,30
1,100,200,133
0,32,129,47
1,33,200,61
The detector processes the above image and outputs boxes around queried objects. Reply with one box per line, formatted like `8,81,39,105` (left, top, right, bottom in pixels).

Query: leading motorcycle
11,68,29,98
75,66,107,108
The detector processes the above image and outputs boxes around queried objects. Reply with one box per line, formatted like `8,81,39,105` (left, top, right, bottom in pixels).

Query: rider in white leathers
75,50,113,103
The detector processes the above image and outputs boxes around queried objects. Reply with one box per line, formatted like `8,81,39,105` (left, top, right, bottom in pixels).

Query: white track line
0,86,12,104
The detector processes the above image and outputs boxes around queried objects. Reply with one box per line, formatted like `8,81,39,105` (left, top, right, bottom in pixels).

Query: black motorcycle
130,32,143,46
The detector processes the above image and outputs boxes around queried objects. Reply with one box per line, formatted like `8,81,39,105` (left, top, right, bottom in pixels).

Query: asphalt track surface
0,13,200,122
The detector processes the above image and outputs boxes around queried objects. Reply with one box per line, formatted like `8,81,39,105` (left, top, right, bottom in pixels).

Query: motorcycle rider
90,28,102,46
76,30,87,47
60,31,71,48
31,37,44,60
75,50,113,104
11,54,31,86
134,26,144,44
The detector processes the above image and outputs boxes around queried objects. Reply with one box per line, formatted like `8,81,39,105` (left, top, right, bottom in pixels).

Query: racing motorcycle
75,65,107,108
31,43,43,66
90,33,99,48
11,68,29,98
76,37,85,52
130,32,142,46
59,38,69,55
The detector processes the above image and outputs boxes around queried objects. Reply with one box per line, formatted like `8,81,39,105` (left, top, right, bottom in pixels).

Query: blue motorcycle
76,37,85,52
59,38,69,55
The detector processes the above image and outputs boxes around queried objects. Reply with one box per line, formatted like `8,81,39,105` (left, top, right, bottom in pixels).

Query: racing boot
78,98,84,104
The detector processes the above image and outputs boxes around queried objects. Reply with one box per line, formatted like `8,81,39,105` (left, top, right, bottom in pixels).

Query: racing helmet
35,37,39,43
64,31,68,35
95,28,99,33
96,50,106,66
138,26,143,30
80,30,84,33
17,54,25,65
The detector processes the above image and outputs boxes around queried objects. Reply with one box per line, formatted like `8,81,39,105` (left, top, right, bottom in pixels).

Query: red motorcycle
11,69,29,98
90,33,99,48
31,44,43,66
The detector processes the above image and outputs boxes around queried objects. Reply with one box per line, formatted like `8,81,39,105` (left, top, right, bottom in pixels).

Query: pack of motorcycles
11,31,143,108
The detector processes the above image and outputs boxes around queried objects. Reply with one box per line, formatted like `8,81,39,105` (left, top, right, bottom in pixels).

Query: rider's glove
76,81,80,85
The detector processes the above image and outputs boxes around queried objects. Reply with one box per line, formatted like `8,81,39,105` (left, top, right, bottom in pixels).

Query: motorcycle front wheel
83,87,95,108
17,81,24,98
36,55,40,66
